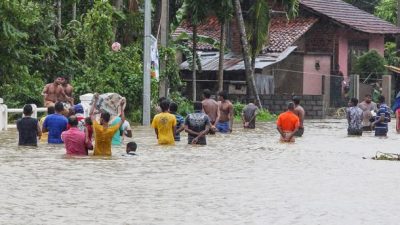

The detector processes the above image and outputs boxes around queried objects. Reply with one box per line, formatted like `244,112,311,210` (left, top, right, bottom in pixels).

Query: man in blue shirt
169,102,185,141
43,102,68,143
372,95,391,137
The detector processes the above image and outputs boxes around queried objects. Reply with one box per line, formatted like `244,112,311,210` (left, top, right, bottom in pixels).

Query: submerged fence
0,94,94,131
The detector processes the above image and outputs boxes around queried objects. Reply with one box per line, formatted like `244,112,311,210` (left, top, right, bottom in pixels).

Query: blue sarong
216,121,230,133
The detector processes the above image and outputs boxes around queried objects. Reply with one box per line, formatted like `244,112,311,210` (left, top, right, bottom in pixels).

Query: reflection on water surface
1,120,400,225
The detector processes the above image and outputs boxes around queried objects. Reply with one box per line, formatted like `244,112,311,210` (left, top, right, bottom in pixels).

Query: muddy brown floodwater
1,120,400,225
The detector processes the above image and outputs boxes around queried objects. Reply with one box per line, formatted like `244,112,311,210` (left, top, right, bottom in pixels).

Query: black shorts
294,127,304,137
348,128,362,136
375,129,388,136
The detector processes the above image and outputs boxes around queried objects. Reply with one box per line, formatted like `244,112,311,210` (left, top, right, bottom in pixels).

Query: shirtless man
215,91,233,133
42,77,67,107
201,89,219,134
61,77,74,105
292,96,305,137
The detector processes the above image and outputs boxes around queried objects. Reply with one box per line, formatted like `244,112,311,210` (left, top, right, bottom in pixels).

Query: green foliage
73,44,144,112
233,102,276,122
159,46,182,92
354,50,387,82
246,0,270,59
212,0,233,23
81,1,114,65
173,32,219,72
183,0,210,26
233,101,245,118
168,92,194,117
384,42,400,66
375,0,396,24
257,109,277,121
280,0,300,19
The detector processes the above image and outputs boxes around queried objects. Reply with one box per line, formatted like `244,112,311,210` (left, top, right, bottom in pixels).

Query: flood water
1,119,400,225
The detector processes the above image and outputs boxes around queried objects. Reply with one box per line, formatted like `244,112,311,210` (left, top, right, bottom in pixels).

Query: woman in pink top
61,116,87,155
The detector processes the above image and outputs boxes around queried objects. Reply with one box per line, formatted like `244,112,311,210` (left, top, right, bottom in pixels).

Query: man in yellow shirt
151,100,176,145
90,93,125,156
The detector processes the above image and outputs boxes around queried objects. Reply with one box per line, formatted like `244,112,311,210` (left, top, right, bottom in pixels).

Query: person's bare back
294,105,305,127
61,83,74,104
202,98,219,124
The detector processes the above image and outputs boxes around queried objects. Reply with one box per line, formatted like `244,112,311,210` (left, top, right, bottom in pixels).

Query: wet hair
350,98,359,106
68,116,78,127
126,142,137,152
160,100,170,112
169,102,178,113
55,102,64,113
287,102,295,110
84,117,92,126
203,89,211,98
218,91,228,100
23,104,33,115
292,96,300,105
101,112,111,123
378,95,385,103
68,108,76,116
158,97,166,104
193,101,203,111
47,106,55,115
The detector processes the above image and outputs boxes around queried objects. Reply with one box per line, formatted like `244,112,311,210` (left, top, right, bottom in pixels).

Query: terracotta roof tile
265,16,318,52
172,16,221,51
300,0,400,34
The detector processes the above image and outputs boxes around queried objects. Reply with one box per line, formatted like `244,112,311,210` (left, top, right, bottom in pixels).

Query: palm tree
183,0,209,101
246,0,269,109
213,0,233,92
232,0,261,107
233,0,299,108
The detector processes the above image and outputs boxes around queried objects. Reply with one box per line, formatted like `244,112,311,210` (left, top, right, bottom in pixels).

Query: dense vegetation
0,0,398,123
0,0,183,122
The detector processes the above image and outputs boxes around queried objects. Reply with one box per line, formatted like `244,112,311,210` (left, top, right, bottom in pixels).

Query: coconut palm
183,0,210,101
213,0,233,91
232,0,260,107
233,0,299,108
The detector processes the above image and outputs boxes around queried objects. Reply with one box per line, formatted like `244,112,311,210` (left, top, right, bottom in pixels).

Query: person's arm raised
89,93,99,121
119,98,126,126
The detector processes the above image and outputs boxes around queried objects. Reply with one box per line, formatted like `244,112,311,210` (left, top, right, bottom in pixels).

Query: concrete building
175,0,400,117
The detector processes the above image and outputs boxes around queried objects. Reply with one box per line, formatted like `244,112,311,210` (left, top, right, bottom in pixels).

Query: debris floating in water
372,152,400,161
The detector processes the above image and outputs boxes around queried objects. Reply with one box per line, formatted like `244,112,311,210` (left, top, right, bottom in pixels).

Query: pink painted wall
337,30,385,79
338,31,348,78
369,34,385,55
303,55,331,95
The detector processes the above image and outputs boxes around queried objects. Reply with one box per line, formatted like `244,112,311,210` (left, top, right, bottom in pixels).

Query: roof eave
300,3,400,35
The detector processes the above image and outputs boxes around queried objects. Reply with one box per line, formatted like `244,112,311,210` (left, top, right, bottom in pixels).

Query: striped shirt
374,103,390,133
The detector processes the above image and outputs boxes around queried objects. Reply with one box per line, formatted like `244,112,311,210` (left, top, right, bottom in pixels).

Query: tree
375,0,397,24
183,0,209,101
233,0,299,108
354,50,387,82
232,0,261,107
213,0,233,91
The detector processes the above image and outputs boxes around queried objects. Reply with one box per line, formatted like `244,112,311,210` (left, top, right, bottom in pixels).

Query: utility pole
397,0,400,55
143,0,151,125
159,0,170,98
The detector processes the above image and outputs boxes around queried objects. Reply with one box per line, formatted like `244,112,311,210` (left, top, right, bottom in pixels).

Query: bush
233,102,276,122
354,50,387,82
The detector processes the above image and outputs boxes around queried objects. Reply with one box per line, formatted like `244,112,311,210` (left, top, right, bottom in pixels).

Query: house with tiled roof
176,0,400,115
